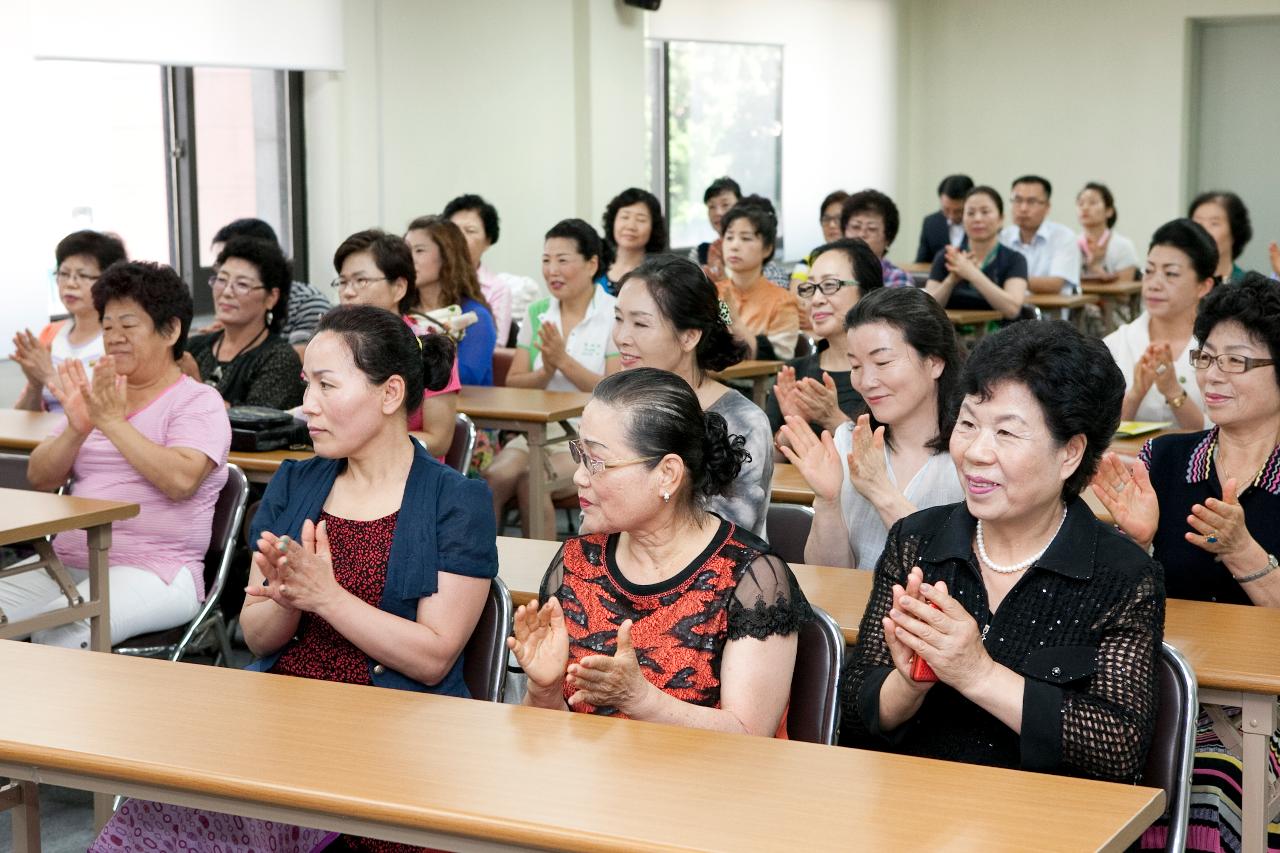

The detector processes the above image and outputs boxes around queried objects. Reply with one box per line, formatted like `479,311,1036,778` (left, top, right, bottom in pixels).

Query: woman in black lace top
842,320,1165,783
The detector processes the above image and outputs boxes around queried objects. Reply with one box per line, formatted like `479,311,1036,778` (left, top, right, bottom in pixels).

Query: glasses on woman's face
796,278,859,300
209,274,267,297
1189,349,1276,374
54,270,100,286
567,439,658,477
330,275,388,292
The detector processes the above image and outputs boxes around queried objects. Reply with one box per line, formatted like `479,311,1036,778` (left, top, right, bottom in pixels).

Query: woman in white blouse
1103,219,1216,430
1076,182,1139,282
781,288,965,569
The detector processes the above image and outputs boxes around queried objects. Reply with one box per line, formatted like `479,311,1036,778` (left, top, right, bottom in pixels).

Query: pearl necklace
976,505,1068,574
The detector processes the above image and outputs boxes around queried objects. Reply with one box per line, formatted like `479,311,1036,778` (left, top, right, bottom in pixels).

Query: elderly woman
767,238,882,439
599,187,667,295
1190,190,1253,284
13,229,124,413
1094,273,1280,851
716,195,800,360
185,236,303,410
91,305,497,852
0,262,229,648
332,228,459,457
1104,218,1217,430
612,254,773,538
841,189,914,288
842,319,1165,786
511,367,810,735
484,219,620,537
925,186,1029,321
405,214,497,385
781,287,966,570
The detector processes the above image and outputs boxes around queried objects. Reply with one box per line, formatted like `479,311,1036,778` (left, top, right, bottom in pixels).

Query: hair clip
717,299,733,327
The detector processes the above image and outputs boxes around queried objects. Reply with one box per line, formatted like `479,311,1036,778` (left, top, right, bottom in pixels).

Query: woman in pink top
0,262,230,648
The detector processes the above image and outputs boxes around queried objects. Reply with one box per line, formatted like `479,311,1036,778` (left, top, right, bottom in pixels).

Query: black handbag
227,406,311,452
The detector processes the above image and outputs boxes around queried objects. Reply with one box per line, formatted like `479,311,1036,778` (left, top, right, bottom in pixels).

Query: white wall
645,0,899,263
896,0,1280,266
303,0,647,285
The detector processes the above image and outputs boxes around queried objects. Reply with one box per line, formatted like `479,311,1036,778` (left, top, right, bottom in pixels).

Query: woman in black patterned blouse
842,319,1165,783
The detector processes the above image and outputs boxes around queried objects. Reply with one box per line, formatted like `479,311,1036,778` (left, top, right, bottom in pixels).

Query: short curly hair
1189,191,1252,262
55,230,126,272
960,319,1124,501
91,262,194,361
602,187,667,255
840,189,901,247
1193,272,1280,393
442,194,500,246
216,236,292,334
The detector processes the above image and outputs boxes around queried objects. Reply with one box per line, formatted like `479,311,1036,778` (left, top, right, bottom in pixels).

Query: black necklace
209,326,268,386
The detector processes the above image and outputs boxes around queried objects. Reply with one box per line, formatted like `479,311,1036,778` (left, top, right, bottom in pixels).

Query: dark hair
333,229,418,315
703,176,742,205
544,219,604,279
720,195,778,263
845,287,961,453
1012,175,1052,199
810,238,884,295
55,230,126,272
602,187,667,256
1078,182,1118,229
1149,218,1219,282
937,174,975,200
839,189,901,247
591,367,749,511
404,215,490,313
91,261,193,361
1193,272,1280,393
820,190,849,216
216,236,292,334
965,185,1004,216
1188,191,1252,261
961,320,1123,500
617,254,748,373
441,194,500,246
211,218,278,247
316,305,456,417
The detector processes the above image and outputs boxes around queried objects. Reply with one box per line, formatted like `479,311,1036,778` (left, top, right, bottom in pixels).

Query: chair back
766,503,815,565
462,577,513,702
0,452,34,490
793,334,816,359
1141,642,1197,852
787,606,844,745
492,347,516,387
443,413,477,475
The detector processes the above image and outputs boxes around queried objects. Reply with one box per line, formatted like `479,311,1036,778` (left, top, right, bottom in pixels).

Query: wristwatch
1235,553,1279,584
1166,392,1188,410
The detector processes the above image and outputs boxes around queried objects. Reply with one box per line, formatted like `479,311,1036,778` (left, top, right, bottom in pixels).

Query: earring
266,309,274,326
662,491,670,503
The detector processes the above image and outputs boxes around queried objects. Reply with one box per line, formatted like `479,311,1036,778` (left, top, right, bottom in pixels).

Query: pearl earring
266,309,274,327
662,491,670,503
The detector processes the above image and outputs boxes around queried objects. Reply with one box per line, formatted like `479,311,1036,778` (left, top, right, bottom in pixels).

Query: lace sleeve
840,522,924,738
727,553,812,641
536,544,568,605
1034,566,1165,781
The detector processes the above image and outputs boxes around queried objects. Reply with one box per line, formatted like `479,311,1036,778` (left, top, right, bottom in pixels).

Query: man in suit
914,174,973,263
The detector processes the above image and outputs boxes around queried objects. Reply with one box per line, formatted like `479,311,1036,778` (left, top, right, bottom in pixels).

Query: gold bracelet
1166,392,1188,410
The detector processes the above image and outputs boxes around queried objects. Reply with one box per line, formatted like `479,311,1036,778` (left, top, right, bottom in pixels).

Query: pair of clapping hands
778,412,891,504
37,356,128,437
773,365,844,433
883,567,993,694
507,597,652,712
942,245,984,283
1091,455,1254,558
1131,342,1183,402
248,520,343,614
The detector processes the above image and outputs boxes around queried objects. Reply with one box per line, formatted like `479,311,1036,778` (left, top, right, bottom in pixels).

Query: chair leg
213,615,233,667
5,780,40,853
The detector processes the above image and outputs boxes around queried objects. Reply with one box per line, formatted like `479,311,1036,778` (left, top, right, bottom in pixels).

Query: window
647,40,783,252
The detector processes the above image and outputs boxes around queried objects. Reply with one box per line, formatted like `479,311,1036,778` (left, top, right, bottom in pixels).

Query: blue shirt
457,298,497,386
246,438,498,696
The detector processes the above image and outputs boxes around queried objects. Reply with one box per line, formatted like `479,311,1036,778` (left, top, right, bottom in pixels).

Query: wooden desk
1082,279,1143,330
458,386,590,541
1027,292,1101,331
0,408,64,451
227,448,313,483
771,462,815,505
712,360,783,407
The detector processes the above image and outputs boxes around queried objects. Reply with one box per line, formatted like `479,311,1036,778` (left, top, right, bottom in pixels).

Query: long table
495,535,1280,853
712,359,782,407
0,640,1163,852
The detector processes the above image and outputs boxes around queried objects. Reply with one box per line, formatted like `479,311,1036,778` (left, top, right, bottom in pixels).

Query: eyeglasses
820,215,842,227
209,274,267,297
1010,196,1048,207
54,270,100,286
567,439,658,477
331,275,388,292
796,278,859,299
1189,349,1275,374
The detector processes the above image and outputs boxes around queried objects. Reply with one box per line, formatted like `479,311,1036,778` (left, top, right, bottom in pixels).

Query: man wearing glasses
999,175,1081,296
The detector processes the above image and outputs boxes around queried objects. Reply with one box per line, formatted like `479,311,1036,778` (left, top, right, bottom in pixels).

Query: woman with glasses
612,254,772,538
1094,273,1280,851
781,288,965,569
767,238,882,441
13,230,124,413
1104,219,1216,430
510,367,811,737
925,186,1029,320
185,236,303,410
331,228,460,458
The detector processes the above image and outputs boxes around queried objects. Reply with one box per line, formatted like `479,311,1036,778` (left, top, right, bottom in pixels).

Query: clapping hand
507,596,570,693
845,413,892,502
887,573,991,693
778,414,844,503
48,357,127,436
882,566,932,691
1185,478,1258,559
11,329,54,388
1138,343,1180,399
537,322,568,372
1091,452,1159,548
565,619,653,714
944,246,980,282
246,520,342,614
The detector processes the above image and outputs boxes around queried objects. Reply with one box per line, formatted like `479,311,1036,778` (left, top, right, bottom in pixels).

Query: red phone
907,600,940,682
